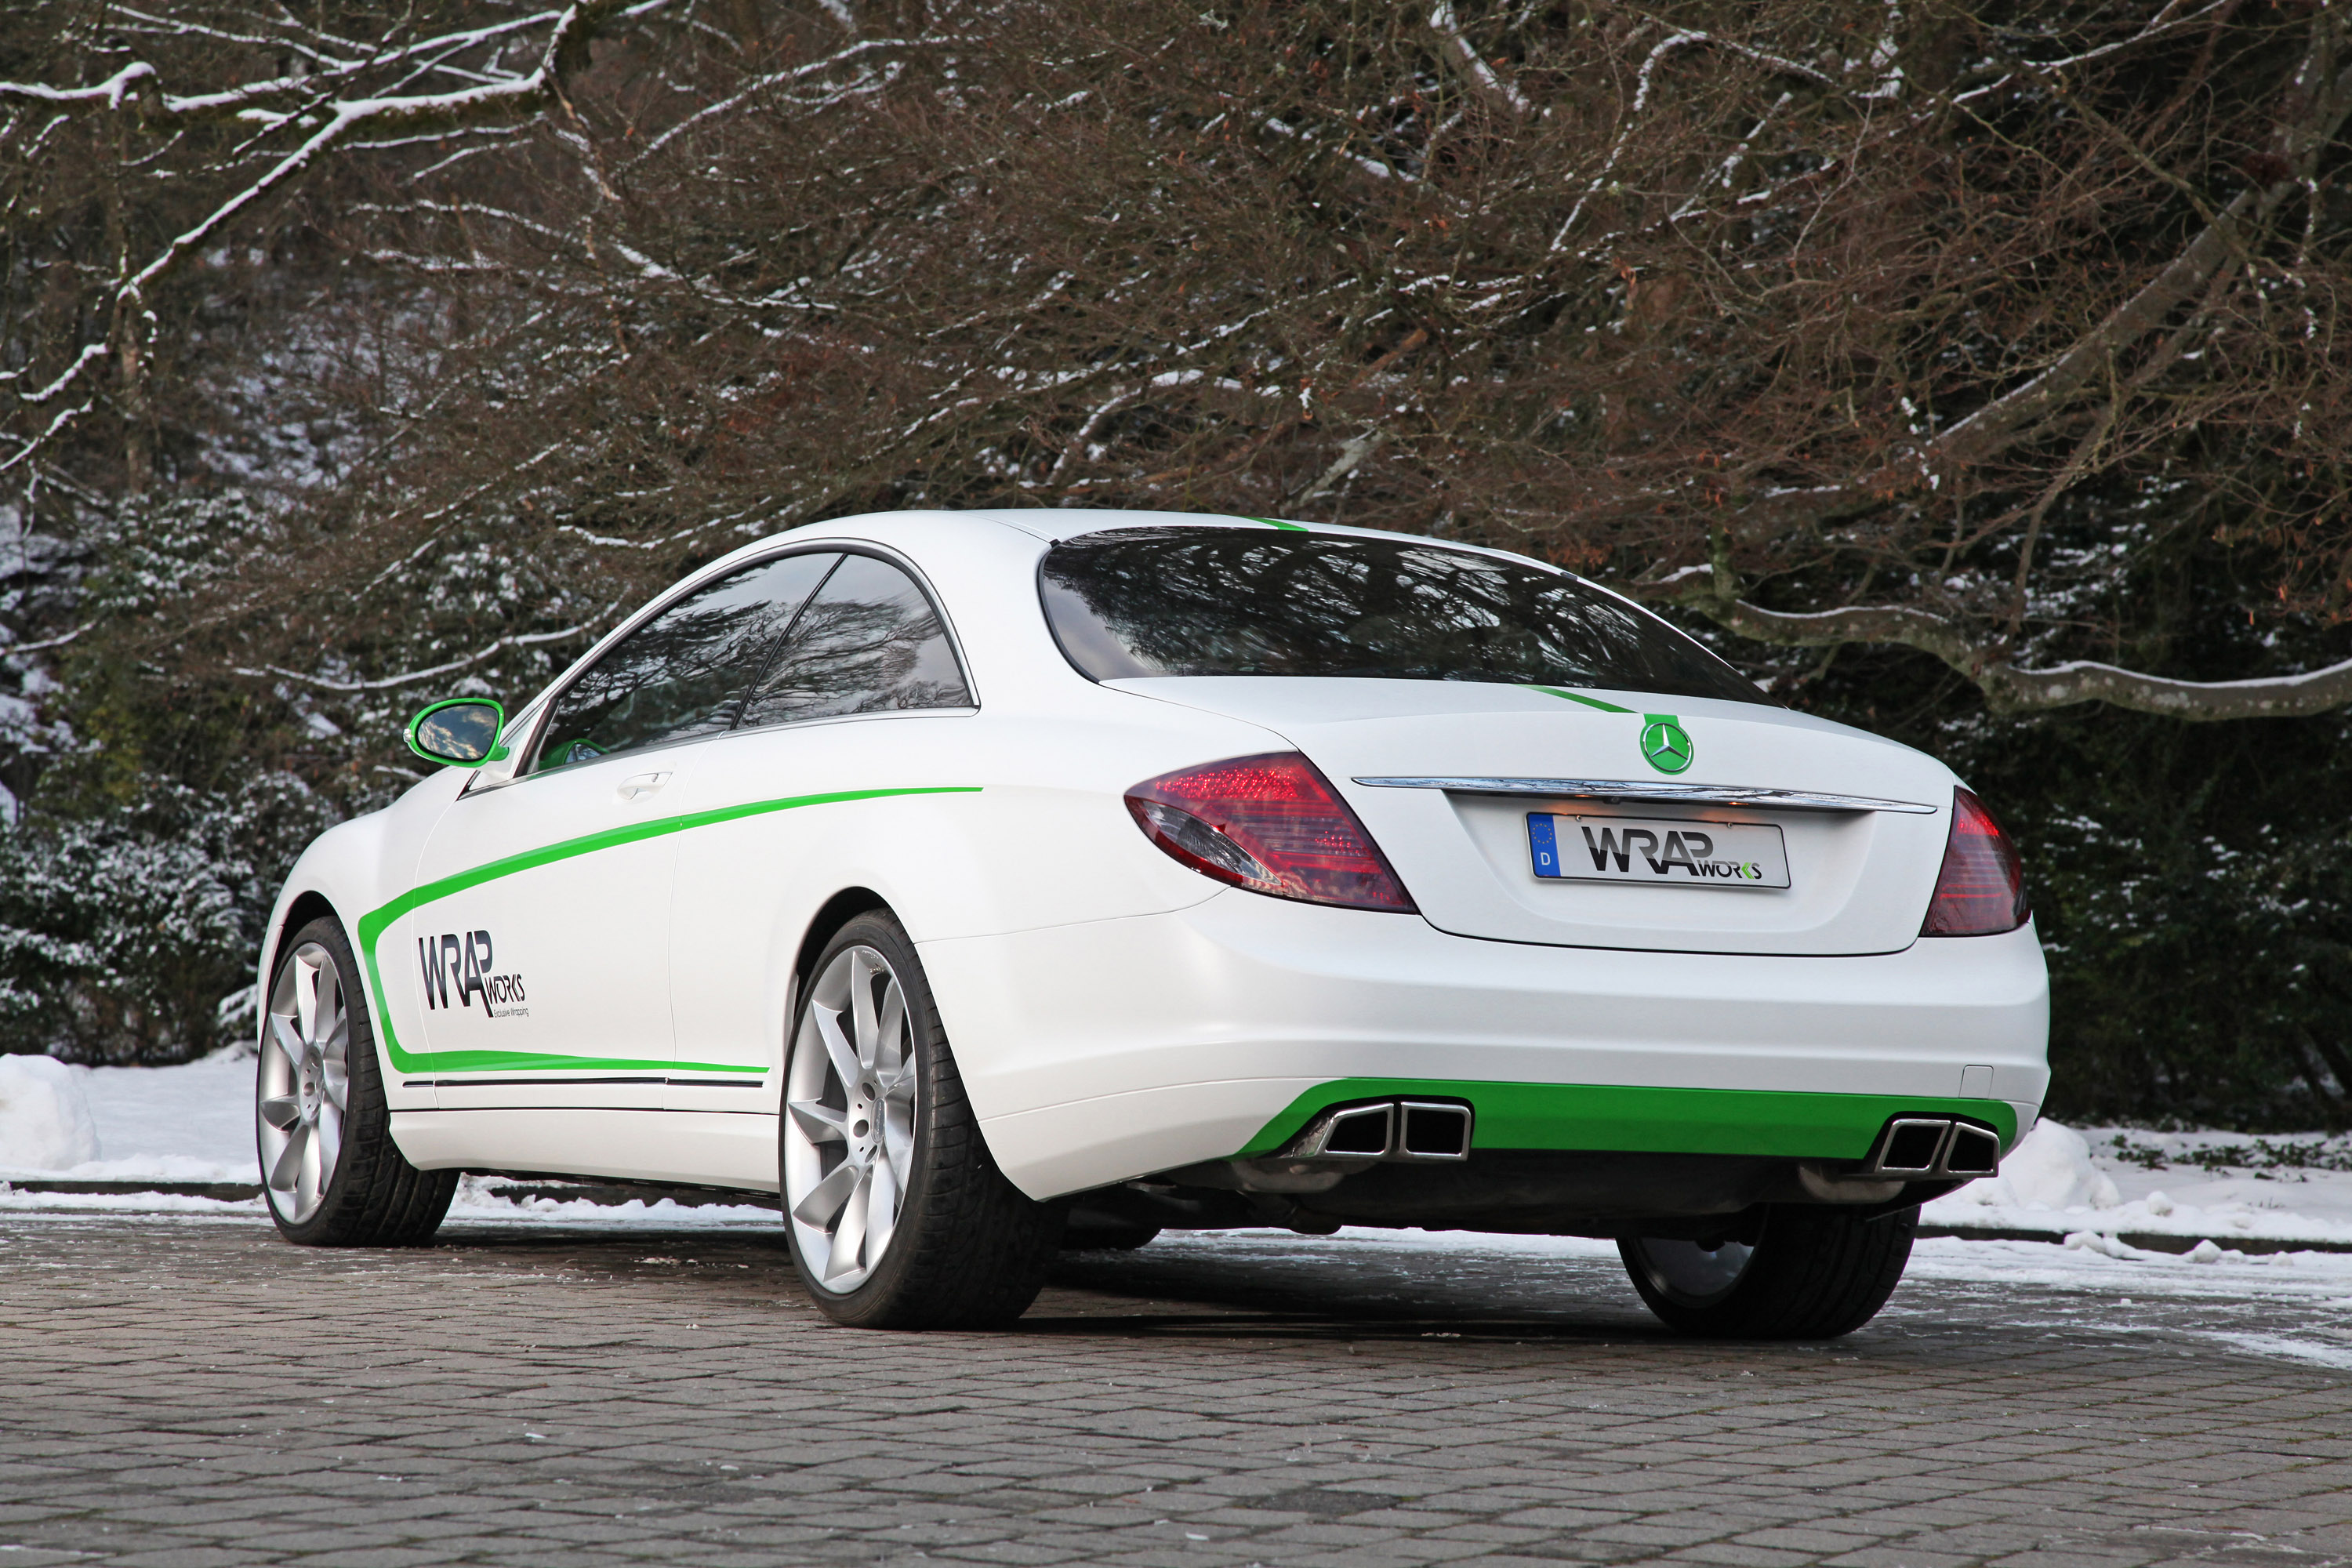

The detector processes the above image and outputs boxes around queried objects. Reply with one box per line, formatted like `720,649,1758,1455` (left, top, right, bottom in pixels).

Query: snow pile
0,1050,257,1181
1951,1120,2122,1210
1926,1118,2352,1247
71,1051,258,1181
0,1054,101,1171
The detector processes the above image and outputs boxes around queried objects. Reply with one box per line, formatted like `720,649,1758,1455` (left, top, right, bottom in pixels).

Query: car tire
258,916,457,1247
780,911,1059,1329
1618,1203,1916,1339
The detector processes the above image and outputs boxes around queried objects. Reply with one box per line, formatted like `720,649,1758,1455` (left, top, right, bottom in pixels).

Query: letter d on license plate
1527,812,1791,889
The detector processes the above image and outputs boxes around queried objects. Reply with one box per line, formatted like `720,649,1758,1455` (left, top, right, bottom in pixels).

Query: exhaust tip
1285,1099,1475,1163
1865,1115,2002,1178
1397,1102,1472,1160
1944,1123,2001,1176
1875,1118,1951,1174
1309,1103,1393,1157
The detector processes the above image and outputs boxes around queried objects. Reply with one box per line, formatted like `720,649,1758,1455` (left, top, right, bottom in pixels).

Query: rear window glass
1039,528,1770,706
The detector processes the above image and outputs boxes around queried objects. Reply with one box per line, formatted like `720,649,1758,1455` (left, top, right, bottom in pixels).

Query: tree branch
1727,13,2352,535
1635,568,2352,720
3,1,633,441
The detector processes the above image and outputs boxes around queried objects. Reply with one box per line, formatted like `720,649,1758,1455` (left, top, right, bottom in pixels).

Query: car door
409,551,836,1114
667,550,978,1114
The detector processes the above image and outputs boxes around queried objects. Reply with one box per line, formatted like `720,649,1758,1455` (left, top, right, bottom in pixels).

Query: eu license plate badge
1527,812,1791,889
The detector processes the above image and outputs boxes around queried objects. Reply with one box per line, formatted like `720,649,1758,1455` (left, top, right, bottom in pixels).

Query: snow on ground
12,1101,2352,1370
9,1054,2352,1253
0,1050,259,1182
0,1173,783,1225
1923,1118,2352,1247
0,1054,100,1170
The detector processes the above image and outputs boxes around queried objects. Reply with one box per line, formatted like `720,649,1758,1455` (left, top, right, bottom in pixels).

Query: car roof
728,506,1570,577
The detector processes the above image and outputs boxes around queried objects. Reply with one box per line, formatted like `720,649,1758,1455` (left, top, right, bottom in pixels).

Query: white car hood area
1111,677,1959,957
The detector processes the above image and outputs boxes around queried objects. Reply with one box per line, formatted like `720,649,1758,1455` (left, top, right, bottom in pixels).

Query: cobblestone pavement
5,1210,2351,1568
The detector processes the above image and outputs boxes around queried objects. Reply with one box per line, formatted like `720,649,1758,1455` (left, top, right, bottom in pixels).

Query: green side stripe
1240,514,1309,532
1526,684,1636,715
1239,1079,2020,1160
354,786,982,1076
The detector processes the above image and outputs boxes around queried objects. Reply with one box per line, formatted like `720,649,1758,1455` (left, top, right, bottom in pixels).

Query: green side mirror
406,698,508,768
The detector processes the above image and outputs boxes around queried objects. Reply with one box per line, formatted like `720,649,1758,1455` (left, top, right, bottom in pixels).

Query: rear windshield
1039,528,1771,706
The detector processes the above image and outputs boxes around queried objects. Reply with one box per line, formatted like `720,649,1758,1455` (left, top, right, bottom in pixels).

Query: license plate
1527,812,1790,888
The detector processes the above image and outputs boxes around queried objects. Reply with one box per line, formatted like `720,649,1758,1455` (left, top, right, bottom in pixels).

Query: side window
530,553,839,774
739,554,971,728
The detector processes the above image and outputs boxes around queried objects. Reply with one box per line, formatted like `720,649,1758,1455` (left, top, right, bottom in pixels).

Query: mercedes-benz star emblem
1641,715,1693,775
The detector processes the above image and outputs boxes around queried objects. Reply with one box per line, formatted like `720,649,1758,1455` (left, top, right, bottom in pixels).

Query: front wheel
1619,1204,1916,1339
780,912,1058,1328
258,916,456,1246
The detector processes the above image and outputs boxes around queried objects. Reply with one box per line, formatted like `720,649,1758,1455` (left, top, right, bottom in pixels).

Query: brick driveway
4,1210,2350,1567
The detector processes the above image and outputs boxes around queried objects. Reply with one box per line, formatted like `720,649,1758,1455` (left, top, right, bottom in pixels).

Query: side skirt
390,1108,779,1192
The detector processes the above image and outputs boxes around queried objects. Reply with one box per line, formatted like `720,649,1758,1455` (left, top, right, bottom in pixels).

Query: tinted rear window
1039,528,1769,706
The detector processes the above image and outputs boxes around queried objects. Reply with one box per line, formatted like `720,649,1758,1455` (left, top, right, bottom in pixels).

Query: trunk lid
1113,677,1955,956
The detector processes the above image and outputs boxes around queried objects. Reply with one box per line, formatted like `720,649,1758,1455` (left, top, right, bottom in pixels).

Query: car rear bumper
919,889,2050,1202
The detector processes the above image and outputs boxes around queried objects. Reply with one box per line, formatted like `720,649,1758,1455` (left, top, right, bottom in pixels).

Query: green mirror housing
406,698,508,768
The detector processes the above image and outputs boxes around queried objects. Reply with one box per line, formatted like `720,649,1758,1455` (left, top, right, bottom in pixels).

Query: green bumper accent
353,785,981,1077
1238,1079,2020,1161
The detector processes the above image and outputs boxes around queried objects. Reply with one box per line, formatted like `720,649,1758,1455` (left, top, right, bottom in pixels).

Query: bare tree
12,0,2351,727
0,2,637,632
186,0,2343,724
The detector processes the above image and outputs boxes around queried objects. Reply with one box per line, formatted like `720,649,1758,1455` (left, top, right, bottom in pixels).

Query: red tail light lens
1921,787,2031,936
1126,752,1417,913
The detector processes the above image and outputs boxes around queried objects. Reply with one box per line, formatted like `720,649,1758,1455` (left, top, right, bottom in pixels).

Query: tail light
1921,787,2031,936
1126,752,1416,913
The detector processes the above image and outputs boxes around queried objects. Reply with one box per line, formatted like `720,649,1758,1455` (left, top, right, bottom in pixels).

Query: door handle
616,771,672,803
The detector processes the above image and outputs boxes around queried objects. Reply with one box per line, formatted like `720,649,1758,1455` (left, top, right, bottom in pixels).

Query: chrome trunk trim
1352,776,1938,815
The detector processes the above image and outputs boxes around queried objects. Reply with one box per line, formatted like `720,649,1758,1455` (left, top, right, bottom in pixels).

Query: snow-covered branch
2,0,640,461
234,619,606,695
1632,568,2352,720
1429,4,1534,118
628,35,956,165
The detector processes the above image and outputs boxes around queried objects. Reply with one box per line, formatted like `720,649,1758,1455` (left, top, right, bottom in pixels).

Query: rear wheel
781,912,1058,1328
258,916,456,1246
1619,1204,1915,1339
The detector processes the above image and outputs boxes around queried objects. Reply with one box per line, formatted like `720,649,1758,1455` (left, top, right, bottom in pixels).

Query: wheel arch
257,889,347,1051
272,891,342,974
793,887,895,1003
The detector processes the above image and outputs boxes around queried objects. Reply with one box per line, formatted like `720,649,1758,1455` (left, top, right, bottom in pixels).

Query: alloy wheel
1628,1236,1755,1308
257,941,352,1223
783,944,919,1292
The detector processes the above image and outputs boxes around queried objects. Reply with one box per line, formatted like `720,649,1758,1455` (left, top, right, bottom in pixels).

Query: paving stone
5,1214,2352,1567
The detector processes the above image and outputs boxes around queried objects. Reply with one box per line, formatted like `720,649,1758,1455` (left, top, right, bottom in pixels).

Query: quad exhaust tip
1867,1116,2002,1179
1290,1100,1472,1163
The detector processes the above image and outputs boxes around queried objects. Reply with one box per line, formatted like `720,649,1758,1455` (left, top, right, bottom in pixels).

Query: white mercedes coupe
255,510,2048,1336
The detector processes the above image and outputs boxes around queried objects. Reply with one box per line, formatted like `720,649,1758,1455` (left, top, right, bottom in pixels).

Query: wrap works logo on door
417,929,528,1018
